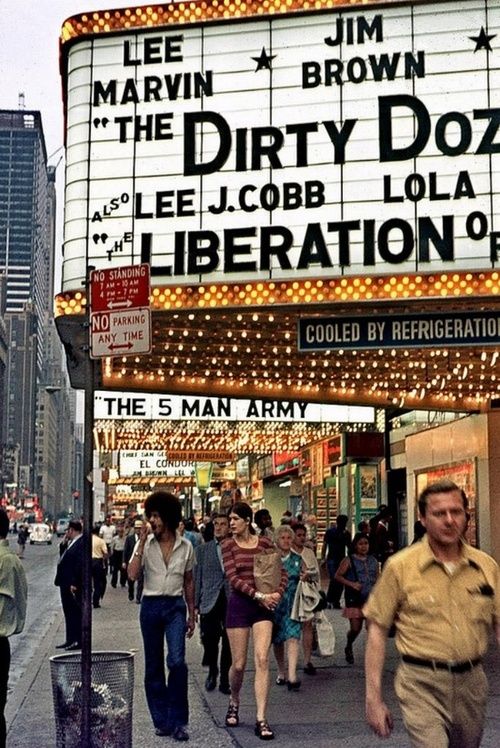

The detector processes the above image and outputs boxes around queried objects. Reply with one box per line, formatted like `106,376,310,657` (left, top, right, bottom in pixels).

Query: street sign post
82,263,152,743
90,264,151,358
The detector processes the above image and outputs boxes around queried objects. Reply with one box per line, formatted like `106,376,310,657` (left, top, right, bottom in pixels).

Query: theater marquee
94,391,375,423
61,0,500,292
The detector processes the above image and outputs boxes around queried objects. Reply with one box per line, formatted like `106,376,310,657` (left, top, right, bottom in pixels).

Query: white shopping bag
315,611,336,657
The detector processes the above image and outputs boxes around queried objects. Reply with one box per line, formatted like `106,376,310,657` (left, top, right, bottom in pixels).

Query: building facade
35,322,74,519
3,308,37,491
0,277,8,496
0,108,75,514
0,110,52,317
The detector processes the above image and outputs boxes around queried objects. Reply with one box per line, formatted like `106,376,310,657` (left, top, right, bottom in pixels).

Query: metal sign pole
81,277,95,746
78,261,149,744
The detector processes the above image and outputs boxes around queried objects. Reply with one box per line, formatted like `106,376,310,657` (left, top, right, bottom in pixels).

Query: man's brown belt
402,655,481,673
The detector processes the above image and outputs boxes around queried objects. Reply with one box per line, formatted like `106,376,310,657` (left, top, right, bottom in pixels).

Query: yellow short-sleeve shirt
363,536,499,661
91,534,108,559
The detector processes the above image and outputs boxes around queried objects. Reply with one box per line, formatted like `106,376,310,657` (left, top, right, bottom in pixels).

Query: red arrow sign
90,264,150,312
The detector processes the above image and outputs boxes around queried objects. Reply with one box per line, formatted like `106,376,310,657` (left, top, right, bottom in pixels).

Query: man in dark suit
321,515,351,608
54,520,83,650
122,520,144,602
194,513,232,694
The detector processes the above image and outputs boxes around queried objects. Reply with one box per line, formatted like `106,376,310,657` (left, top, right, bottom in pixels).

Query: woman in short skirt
222,502,287,740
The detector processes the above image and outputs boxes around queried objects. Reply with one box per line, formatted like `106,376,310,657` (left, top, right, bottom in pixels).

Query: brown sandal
255,720,275,740
225,701,239,727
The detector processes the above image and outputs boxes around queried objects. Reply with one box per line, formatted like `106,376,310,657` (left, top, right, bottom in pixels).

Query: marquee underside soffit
93,416,372,455
107,475,194,486
56,283,500,414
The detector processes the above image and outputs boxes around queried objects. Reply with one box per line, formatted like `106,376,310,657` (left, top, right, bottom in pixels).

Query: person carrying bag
222,503,287,741
334,532,378,664
253,547,283,595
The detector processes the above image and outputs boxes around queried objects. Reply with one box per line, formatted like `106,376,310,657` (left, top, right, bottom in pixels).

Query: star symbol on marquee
251,47,276,71
469,27,496,52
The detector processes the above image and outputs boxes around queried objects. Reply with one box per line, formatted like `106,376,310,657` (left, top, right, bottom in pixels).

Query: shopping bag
315,611,336,657
253,548,282,594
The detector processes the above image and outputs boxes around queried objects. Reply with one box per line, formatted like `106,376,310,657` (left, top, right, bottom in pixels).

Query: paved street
5,540,500,747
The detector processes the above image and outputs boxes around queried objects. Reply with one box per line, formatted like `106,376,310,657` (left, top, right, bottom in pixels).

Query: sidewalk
6,581,500,747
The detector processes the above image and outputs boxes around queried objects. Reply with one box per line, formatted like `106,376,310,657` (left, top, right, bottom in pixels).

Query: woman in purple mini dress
222,502,287,740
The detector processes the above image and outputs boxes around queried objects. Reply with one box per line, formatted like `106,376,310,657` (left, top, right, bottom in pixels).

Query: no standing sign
89,264,152,358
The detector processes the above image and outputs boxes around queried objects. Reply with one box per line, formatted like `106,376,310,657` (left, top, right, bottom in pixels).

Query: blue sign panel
298,311,500,351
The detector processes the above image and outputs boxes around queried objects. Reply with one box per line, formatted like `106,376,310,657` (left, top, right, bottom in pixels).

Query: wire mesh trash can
50,651,134,748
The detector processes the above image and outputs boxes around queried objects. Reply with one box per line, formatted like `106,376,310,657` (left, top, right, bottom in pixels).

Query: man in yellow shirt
0,508,27,748
364,478,499,748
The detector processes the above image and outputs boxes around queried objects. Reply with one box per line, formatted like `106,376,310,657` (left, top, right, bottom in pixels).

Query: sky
0,1,122,289
1,0,116,156
1,1,122,417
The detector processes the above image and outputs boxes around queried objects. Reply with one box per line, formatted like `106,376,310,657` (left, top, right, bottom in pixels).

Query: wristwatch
255,591,265,601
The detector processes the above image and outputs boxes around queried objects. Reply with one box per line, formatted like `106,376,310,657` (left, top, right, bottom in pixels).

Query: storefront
304,433,385,552
390,411,500,559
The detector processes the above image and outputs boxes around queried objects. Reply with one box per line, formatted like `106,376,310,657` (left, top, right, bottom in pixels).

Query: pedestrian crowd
42,479,500,746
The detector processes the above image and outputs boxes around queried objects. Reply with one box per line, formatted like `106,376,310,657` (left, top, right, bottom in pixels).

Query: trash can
50,651,134,748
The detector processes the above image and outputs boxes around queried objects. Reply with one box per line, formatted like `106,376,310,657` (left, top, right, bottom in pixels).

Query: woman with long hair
334,532,378,664
272,525,303,690
221,502,287,741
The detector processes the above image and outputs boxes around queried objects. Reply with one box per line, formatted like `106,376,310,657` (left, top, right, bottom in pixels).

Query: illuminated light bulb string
55,272,500,411
61,1,370,43
93,417,365,455
56,273,500,315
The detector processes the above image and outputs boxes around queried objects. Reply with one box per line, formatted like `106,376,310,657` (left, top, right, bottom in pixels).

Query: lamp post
194,463,214,517
80,270,96,747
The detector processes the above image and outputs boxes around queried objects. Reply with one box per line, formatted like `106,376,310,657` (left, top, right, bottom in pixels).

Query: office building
0,110,52,315
0,108,75,512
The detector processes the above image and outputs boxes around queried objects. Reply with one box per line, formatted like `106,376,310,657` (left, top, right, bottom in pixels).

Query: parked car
56,518,70,537
29,523,53,545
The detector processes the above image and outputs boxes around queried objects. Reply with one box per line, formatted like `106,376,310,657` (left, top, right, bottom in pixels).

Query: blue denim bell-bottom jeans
140,595,188,731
